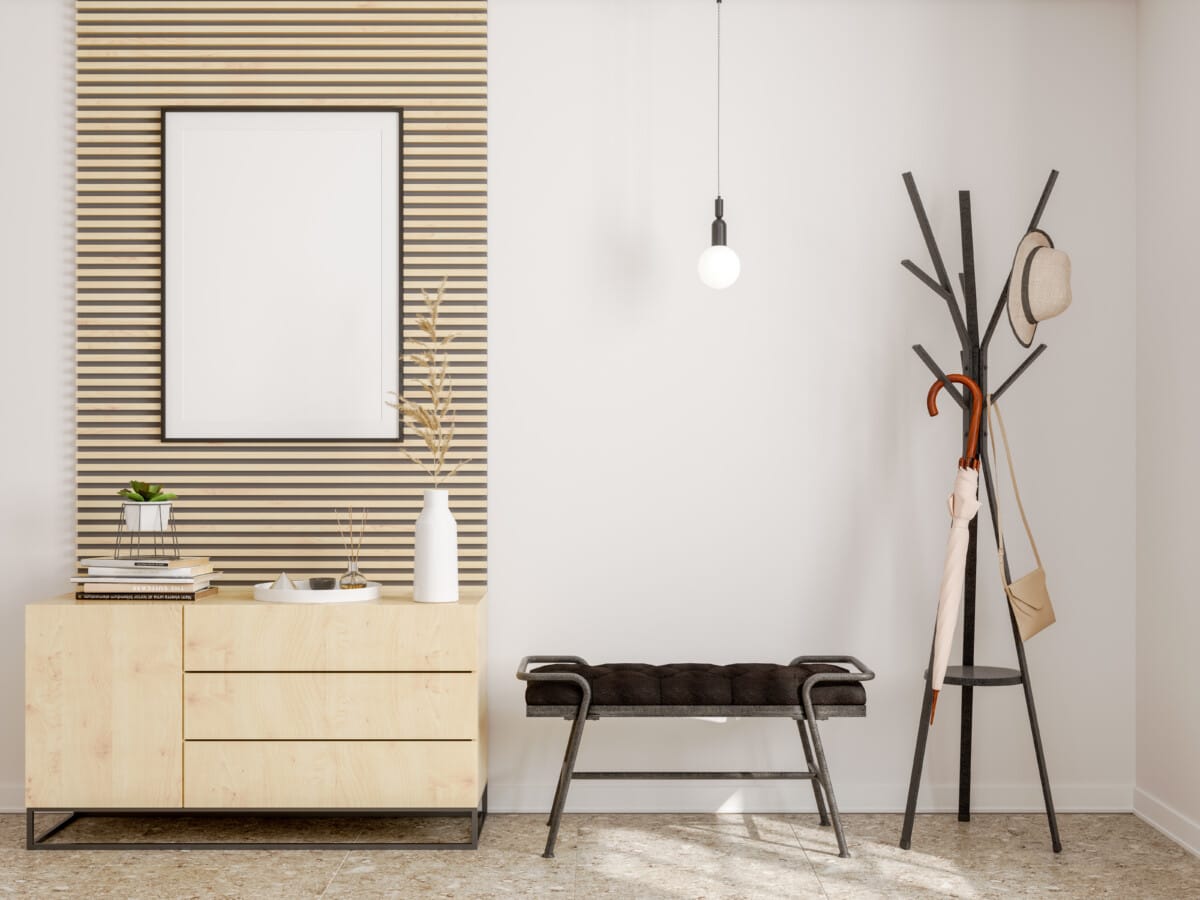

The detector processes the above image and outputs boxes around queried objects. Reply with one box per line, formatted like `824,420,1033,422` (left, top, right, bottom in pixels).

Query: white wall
0,0,1142,819
1135,0,1200,857
0,0,75,811
489,0,1137,813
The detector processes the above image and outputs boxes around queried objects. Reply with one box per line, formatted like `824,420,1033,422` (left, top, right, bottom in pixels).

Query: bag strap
986,396,1043,577
986,398,1010,585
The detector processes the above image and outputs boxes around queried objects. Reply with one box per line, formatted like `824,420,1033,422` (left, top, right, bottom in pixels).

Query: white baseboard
487,781,1133,815
1134,787,1200,858
0,783,22,814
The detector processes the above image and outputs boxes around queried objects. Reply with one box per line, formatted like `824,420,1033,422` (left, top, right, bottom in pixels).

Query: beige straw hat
1007,229,1072,347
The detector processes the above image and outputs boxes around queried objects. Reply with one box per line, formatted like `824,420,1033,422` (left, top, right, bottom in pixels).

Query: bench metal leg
796,719,831,826
545,714,578,826
544,707,589,858
803,716,850,858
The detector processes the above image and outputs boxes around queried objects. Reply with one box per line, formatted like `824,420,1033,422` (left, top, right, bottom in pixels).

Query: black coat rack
898,170,1062,854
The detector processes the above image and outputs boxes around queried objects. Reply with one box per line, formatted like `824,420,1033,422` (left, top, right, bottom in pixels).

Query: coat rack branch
981,281,1011,352
899,170,1061,855
912,345,968,412
902,260,969,344
902,171,954,291
991,343,1047,403
1027,169,1060,233
900,259,954,303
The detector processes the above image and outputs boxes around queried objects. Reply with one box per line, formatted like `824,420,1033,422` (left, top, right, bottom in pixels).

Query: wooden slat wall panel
75,0,487,585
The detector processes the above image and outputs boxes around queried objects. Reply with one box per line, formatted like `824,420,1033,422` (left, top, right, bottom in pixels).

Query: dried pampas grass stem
387,276,474,486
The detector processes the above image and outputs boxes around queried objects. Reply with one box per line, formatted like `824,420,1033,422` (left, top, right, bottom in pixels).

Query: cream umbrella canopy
926,374,984,724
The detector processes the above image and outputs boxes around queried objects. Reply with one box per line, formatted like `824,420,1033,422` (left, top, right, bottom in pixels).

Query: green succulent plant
117,480,178,503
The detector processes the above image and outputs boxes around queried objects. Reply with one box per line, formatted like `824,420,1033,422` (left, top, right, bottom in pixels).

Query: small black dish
309,577,336,590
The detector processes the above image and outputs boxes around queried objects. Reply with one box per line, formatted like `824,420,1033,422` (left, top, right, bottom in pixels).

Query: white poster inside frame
163,109,402,440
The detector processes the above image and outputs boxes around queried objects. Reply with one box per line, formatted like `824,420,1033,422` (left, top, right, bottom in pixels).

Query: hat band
1020,246,1045,326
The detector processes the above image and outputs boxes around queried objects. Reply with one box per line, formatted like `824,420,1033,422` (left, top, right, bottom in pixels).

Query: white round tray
253,579,381,604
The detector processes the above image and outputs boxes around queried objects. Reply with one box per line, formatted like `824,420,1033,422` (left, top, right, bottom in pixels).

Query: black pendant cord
716,0,721,198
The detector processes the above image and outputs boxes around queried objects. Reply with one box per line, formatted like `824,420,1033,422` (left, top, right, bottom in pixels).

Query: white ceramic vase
413,488,459,603
123,501,172,532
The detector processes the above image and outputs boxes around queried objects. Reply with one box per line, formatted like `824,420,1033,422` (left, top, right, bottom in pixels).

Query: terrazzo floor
1,812,1197,899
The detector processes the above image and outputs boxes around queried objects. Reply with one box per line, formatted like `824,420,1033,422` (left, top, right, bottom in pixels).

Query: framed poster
162,108,402,440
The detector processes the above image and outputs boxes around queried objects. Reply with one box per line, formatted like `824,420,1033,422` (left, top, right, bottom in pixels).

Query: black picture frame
159,106,405,443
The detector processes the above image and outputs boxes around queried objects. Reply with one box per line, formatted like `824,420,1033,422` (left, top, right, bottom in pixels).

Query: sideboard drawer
184,601,479,671
184,741,479,809
184,672,476,740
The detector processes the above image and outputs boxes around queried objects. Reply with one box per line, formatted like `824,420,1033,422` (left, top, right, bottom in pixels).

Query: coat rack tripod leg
978,446,1062,853
978,338,1055,852
900,343,965,851
900,655,935,850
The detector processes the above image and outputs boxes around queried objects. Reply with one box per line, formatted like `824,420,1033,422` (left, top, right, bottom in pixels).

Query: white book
71,574,216,586
83,566,215,579
81,556,209,570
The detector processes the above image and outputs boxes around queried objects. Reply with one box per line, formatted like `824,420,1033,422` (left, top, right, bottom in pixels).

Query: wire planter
113,502,182,560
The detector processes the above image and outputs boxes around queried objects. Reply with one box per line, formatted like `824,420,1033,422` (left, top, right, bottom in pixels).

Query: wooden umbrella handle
927,374,984,467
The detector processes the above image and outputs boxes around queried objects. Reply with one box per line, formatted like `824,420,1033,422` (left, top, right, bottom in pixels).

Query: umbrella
926,374,984,724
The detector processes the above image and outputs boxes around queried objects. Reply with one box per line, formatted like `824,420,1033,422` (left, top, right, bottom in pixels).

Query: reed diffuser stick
336,507,368,589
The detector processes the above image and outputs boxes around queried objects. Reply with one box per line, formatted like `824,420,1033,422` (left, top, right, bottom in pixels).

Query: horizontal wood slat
75,0,487,586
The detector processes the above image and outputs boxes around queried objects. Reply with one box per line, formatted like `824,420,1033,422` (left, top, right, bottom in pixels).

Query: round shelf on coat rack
925,665,1023,687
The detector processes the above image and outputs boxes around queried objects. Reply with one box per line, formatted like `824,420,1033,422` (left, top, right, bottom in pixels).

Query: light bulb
698,244,741,289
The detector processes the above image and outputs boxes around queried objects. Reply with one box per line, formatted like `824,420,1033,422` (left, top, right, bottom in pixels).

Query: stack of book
73,556,218,601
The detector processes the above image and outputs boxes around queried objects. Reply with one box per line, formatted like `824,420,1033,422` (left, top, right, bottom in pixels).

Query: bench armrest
516,656,593,708
789,656,874,719
788,655,875,682
516,655,589,678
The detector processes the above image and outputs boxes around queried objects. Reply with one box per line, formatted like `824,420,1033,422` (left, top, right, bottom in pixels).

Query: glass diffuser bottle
339,564,368,590
337,507,369,589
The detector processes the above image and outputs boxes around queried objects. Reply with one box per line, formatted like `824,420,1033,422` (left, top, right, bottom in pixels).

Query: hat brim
1007,230,1053,348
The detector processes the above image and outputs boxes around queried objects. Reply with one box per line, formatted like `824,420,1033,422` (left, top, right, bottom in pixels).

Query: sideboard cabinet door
26,604,183,808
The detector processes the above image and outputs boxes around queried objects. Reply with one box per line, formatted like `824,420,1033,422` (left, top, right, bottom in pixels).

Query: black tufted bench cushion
524,662,867,709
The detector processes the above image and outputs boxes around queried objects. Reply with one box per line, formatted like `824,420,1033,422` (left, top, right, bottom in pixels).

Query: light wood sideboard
25,588,488,850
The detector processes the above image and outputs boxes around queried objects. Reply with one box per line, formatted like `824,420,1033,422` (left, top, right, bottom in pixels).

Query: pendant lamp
698,0,740,289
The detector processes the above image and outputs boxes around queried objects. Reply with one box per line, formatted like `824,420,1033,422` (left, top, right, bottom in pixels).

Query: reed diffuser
337,507,368,590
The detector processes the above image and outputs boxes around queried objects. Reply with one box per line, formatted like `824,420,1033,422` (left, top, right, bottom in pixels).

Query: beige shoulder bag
987,397,1056,641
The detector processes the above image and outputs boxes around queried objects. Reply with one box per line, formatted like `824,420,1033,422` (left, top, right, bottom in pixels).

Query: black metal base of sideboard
26,788,488,851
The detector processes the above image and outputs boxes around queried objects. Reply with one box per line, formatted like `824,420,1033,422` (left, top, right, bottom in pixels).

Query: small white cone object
272,571,295,591
930,465,982,723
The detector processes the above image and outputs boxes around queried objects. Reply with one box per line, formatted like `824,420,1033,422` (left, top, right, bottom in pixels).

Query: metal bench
517,656,874,858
